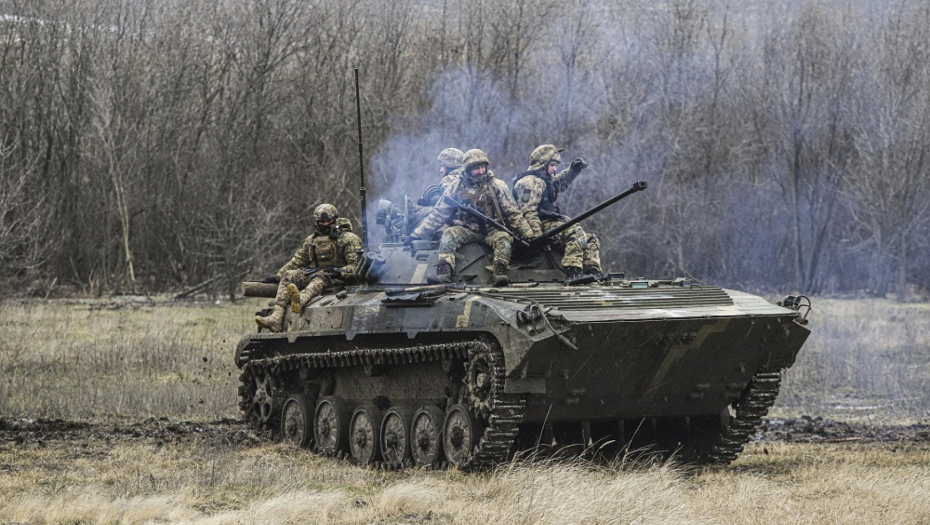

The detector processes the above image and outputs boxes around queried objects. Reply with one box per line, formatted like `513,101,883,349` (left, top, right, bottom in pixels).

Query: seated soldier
255,204,361,332
411,149,534,287
408,147,465,229
513,144,602,281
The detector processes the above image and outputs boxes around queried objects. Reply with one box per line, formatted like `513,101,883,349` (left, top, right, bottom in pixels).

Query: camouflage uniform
414,150,533,269
273,216,361,308
513,145,601,273
409,148,465,229
257,206,361,331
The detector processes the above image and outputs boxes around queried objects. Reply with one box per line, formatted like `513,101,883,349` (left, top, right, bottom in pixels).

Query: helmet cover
528,144,563,171
437,148,465,170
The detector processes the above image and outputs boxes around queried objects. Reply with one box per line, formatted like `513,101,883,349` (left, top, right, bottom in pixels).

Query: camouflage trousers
438,226,512,268
541,219,601,271
273,270,335,308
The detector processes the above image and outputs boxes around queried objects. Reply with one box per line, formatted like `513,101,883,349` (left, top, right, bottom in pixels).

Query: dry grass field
1,295,929,524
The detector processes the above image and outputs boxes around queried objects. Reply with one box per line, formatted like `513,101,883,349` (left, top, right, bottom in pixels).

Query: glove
261,275,279,284
526,235,550,249
570,158,588,173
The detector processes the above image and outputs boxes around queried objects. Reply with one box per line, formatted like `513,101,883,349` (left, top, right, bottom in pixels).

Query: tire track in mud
0,417,261,452
2,416,929,453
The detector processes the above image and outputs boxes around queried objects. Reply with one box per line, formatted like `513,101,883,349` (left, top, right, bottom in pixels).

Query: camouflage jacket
512,168,581,237
409,169,464,228
277,217,362,279
439,169,461,191
412,172,534,239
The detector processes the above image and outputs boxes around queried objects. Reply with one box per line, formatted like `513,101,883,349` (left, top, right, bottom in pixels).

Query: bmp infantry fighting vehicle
235,182,812,469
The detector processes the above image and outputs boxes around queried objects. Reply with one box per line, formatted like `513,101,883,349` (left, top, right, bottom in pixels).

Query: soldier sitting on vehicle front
255,204,361,332
409,149,534,287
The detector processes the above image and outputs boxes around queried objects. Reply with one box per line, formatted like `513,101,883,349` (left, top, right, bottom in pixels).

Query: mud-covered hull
511,314,807,422
236,273,809,467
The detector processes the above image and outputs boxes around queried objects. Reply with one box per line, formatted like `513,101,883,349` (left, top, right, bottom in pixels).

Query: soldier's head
529,144,563,175
462,149,490,184
437,148,464,177
313,203,339,234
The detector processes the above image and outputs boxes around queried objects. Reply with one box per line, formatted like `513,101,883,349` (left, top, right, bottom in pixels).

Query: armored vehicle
235,182,811,469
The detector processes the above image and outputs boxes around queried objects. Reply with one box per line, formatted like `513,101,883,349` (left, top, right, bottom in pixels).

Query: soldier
411,149,534,287
409,147,466,228
513,144,602,281
255,204,362,332
437,147,465,189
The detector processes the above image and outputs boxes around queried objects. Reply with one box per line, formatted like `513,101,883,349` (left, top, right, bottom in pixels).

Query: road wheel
411,405,445,468
349,404,383,465
314,396,350,457
280,394,315,448
380,407,414,469
443,404,482,468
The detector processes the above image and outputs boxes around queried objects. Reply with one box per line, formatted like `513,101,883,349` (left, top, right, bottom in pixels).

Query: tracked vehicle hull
236,242,810,468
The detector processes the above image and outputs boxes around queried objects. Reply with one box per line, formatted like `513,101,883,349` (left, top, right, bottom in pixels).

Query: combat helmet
313,203,339,234
462,149,491,184
437,148,465,170
529,144,564,172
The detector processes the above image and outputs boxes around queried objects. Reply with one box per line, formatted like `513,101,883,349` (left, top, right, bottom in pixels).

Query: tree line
1,0,928,299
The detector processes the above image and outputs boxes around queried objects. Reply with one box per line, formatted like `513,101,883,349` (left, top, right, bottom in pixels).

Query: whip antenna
355,68,369,250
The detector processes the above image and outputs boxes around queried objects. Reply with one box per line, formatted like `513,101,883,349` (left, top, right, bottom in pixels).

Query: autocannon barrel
538,181,647,241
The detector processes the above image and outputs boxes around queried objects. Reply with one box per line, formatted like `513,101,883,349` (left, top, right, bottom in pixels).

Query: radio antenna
354,68,369,250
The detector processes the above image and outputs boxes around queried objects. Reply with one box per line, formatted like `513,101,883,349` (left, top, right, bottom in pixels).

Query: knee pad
567,226,587,249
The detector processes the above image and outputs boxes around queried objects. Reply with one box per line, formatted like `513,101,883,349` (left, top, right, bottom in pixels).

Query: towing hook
778,294,812,324
516,305,542,325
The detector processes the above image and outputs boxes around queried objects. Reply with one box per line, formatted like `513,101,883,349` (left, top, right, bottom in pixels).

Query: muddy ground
2,416,928,460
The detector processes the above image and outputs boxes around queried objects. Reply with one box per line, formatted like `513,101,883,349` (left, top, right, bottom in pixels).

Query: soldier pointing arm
513,144,601,281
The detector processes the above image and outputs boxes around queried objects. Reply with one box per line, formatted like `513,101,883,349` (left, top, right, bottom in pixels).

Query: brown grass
1,438,929,525
776,298,930,421
0,297,262,420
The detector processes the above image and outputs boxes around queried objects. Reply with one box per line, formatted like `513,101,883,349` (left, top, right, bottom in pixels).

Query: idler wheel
443,404,483,468
349,404,384,465
380,407,414,469
280,394,315,448
410,405,445,468
241,368,277,430
314,396,350,457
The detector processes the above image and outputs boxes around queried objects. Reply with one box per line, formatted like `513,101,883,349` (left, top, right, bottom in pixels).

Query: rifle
530,181,648,247
440,194,531,248
301,266,352,278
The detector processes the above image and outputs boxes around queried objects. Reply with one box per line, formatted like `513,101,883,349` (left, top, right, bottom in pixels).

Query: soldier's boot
297,286,317,310
427,260,453,285
492,261,510,287
583,266,603,281
565,266,583,281
287,283,302,314
255,305,286,333
566,266,596,286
